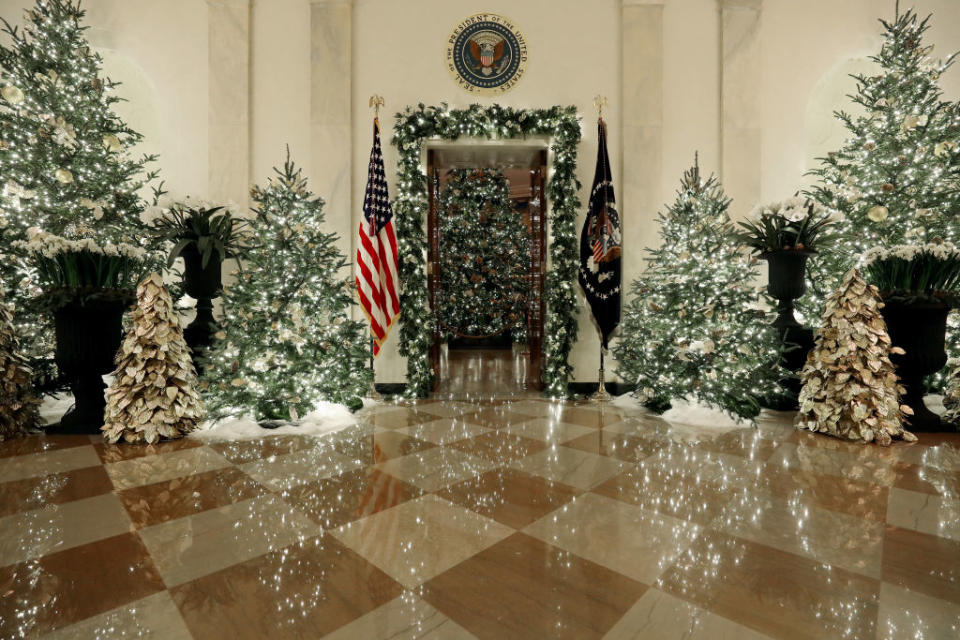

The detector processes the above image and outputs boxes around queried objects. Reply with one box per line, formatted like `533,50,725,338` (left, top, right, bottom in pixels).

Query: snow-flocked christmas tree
437,169,529,343
0,285,40,440
102,273,203,444
613,158,781,421
201,153,371,419
0,0,158,378
797,269,915,445
808,7,960,385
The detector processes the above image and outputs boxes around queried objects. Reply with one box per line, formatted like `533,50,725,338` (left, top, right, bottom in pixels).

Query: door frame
425,150,548,391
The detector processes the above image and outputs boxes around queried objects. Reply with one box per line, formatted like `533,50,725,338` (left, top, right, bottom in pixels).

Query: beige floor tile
877,583,960,640
769,442,897,486
0,445,101,484
503,399,559,417
887,487,960,542
137,494,321,587
324,592,476,639
40,590,193,640
106,447,232,491
509,445,626,490
416,402,477,419
395,418,489,445
502,418,594,444
888,442,960,471
711,489,884,578
525,493,701,584
239,446,363,491
332,494,513,589
603,588,772,639
0,493,132,567
375,447,495,492
642,446,762,490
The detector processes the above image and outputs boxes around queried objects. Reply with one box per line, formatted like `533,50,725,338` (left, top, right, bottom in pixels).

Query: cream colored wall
2,0,959,386
351,0,622,384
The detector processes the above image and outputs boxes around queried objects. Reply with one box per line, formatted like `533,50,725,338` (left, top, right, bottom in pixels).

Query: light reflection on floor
1,393,959,638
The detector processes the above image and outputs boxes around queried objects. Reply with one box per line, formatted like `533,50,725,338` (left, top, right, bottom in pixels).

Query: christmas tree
437,169,529,343
797,269,915,446
102,273,203,444
0,285,40,440
613,158,781,421
201,153,371,420
808,7,960,384
0,0,158,378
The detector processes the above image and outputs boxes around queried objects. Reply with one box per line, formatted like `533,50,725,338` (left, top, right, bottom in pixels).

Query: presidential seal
445,13,527,95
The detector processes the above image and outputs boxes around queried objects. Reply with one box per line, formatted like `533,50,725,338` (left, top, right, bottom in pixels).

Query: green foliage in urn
150,200,251,269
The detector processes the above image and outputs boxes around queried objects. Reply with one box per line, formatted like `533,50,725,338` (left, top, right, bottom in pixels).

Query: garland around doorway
391,103,582,397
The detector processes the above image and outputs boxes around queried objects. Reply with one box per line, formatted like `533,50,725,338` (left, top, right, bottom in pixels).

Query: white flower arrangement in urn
735,196,839,254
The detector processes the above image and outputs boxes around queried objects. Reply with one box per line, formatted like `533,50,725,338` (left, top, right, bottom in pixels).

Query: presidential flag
356,118,400,356
578,118,622,348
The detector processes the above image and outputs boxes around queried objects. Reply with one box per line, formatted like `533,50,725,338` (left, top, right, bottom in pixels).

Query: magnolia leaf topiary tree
797,269,916,445
0,285,41,440
102,273,203,444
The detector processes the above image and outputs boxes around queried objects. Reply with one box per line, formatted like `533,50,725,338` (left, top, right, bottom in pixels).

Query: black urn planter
761,250,816,410
880,300,950,432
181,245,222,373
50,297,130,434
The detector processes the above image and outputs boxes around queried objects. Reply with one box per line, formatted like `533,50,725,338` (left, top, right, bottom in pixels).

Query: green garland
391,103,582,397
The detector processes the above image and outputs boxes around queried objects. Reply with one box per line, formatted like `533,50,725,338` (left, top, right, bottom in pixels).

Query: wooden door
527,151,547,389
427,150,441,389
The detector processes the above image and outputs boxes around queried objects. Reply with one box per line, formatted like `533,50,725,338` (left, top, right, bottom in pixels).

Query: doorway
426,146,548,394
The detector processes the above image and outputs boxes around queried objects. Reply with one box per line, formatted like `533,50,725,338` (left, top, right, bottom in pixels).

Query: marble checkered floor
1,398,959,639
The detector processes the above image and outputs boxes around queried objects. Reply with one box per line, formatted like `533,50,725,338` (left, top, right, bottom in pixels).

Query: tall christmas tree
614,159,781,421
102,273,203,444
0,285,40,440
436,169,529,343
808,7,960,384
201,153,371,420
797,269,915,446
0,0,158,377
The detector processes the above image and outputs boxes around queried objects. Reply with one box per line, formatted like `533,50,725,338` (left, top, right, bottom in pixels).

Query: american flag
356,118,400,356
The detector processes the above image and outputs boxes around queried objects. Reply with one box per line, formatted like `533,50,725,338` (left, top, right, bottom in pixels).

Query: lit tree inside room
614,159,781,421
808,7,960,384
436,168,529,343
201,154,371,420
0,0,158,377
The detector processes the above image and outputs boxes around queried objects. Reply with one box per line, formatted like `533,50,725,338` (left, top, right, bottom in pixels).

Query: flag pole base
367,383,383,401
587,367,611,403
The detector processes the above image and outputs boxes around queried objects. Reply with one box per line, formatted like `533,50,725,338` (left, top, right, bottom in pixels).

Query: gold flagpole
366,94,386,401
588,95,612,404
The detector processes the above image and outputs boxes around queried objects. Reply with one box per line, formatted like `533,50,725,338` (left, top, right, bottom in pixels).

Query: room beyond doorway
426,144,548,395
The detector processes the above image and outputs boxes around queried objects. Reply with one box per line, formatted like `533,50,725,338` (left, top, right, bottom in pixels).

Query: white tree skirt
38,393,377,441
191,399,377,442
